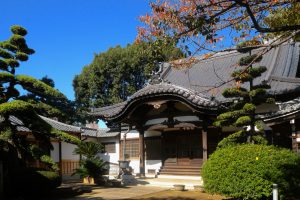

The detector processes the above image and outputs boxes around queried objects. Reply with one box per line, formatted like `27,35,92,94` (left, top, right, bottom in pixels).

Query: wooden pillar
139,130,145,177
202,129,208,162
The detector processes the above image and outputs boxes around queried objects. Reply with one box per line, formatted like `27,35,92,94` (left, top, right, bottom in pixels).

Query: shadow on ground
129,198,195,200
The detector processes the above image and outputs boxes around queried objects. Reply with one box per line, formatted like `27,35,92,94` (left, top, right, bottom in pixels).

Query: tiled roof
262,97,300,121
98,129,120,137
81,127,120,138
91,42,300,120
81,127,118,138
1,115,82,133
39,115,81,133
81,127,99,137
2,114,118,138
130,83,216,106
91,83,219,119
162,42,300,102
9,115,31,132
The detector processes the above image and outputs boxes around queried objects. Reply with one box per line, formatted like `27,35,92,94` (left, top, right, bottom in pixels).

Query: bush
73,157,108,179
12,168,61,198
202,144,300,199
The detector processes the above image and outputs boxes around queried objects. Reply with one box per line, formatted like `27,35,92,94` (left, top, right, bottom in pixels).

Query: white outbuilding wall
118,129,163,175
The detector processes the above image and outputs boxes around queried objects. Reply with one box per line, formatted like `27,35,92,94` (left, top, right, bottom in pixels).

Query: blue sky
1,0,150,100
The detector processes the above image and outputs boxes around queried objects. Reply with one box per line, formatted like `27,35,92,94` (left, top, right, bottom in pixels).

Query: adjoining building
6,115,82,178
90,42,300,178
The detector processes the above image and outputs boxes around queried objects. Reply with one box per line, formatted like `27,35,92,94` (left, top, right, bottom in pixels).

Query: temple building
90,42,300,178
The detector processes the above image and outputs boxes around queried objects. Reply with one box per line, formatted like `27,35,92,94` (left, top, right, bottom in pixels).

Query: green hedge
202,144,300,199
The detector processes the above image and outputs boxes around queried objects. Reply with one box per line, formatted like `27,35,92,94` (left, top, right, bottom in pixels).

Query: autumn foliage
138,0,298,56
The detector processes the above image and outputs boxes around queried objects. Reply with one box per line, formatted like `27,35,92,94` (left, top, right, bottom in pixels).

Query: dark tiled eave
90,83,219,120
0,115,82,134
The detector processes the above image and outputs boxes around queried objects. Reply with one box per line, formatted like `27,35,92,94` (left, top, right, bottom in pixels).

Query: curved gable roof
90,83,219,120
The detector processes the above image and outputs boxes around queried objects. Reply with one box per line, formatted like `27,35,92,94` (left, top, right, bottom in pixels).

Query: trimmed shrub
202,144,300,199
37,170,61,189
12,168,61,197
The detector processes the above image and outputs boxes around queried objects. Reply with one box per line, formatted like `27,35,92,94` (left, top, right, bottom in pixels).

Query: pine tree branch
234,0,300,33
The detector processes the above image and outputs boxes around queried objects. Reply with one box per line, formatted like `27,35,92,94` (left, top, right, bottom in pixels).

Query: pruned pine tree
19,76,77,124
214,40,274,148
0,25,80,171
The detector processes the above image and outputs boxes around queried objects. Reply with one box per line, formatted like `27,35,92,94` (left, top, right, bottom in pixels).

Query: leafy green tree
214,41,273,147
73,41,184,121
0,25,80,180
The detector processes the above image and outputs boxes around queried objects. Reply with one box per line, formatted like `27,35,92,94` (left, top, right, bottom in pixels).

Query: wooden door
163,135,177,164
162,131,202,166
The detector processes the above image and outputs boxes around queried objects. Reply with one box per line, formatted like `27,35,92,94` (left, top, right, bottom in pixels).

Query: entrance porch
158,130,204,176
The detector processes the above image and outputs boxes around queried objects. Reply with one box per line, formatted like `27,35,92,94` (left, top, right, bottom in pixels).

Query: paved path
60,185,167,200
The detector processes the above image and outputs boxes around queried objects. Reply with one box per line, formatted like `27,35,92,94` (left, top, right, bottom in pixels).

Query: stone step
140,176,203,190
159,171,200,176
163,165,202,169
164,162,202,167
159,169,201,174
162,168,201,171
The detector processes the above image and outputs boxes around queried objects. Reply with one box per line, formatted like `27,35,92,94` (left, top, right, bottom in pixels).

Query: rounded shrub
202,144,300,199
12,168,61,198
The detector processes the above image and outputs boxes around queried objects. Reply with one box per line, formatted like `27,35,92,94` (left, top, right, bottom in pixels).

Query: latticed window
103,142,116,153
120,139,139,159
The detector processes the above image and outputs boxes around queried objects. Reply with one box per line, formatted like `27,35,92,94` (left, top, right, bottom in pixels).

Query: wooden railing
61,160,80,176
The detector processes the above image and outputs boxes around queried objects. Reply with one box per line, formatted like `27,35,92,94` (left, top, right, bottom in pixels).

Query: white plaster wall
121,130,162,138
61,142,80,161
50,142,59,162
119,130,162,175
121,130,139,139
92,131,163,175
81,137,120,164
98,137,120,165
145,160,162,174
125,160,162,175
128,159,140,174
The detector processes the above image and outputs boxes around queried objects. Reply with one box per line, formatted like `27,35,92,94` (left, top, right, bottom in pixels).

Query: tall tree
137,1,299,65
0,25,80,176
73,42,184,122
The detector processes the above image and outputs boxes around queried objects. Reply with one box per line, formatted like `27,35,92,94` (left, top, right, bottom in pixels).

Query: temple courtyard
47,184,225,200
